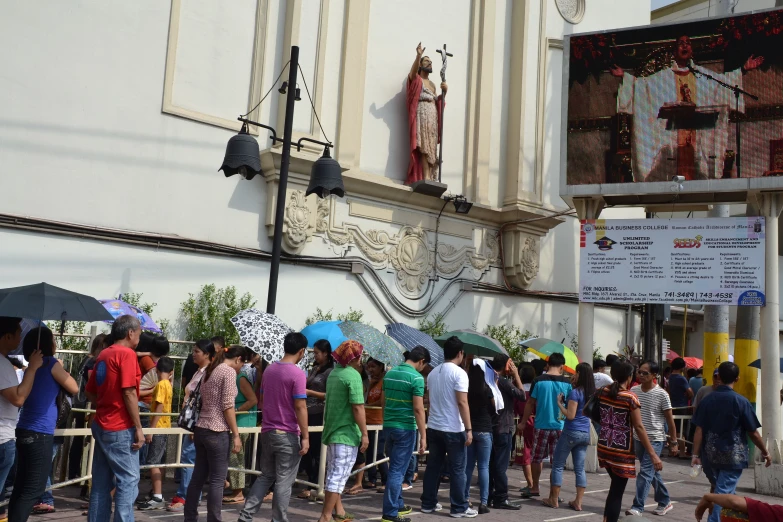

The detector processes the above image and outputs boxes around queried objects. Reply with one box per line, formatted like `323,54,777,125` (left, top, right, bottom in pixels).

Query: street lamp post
220,45,344,315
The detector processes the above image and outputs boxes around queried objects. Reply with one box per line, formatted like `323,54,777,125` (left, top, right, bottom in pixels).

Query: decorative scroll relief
282,191,313,254
555,0,585,24
299,197,501,298
502,225,541,289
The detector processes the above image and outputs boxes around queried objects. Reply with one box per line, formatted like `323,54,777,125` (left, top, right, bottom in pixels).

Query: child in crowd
138,356,175,510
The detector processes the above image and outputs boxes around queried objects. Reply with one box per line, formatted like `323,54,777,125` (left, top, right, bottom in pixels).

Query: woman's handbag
177,377,203,432
583,387,603,424
55,388,72,430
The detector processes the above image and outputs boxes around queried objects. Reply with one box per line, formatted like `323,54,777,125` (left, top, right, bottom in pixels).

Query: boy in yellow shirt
138,356,174,510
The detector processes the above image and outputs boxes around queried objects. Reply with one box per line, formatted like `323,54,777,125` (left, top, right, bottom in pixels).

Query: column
704,205,730,376
735,203,760,406
574,198,604,364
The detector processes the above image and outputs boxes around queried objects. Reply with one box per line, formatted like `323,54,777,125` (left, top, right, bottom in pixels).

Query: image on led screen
566,10,783,186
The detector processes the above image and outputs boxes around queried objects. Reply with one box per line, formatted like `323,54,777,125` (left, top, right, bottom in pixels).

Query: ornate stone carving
282,190,314,254
314,198,500,298
555,0,585,24
389,227,433,298
502,225,541,289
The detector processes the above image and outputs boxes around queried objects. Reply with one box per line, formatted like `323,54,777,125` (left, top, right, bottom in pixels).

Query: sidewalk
30,457,781,521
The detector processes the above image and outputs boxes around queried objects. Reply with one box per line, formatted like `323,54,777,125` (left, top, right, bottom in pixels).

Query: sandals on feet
32,504,56,514
568,501,582,511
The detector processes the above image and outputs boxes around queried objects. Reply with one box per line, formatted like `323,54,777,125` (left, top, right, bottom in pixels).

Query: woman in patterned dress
596,361,662,522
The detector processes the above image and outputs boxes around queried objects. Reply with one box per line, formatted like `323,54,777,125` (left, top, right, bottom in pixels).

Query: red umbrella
666,350,680,362
683,356,703,369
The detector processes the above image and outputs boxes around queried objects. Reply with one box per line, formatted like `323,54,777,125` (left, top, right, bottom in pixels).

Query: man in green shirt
318,341,369,522
381,347,430,522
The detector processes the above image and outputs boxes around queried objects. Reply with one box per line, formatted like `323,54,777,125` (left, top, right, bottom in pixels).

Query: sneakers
398,505,413,516
478,504,490,514
166,497,186,512
421,503,443,513
450,507,479,518
381,516,411,522
402,483,413,491
654,503,674,516
625,508,643,516
138,497,165,510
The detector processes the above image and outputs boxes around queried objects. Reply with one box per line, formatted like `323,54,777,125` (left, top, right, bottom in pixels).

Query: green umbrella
519,337,579,374
338,321,405,366
435,329,507,358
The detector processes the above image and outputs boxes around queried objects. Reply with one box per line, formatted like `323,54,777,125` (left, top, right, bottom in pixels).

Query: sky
652,0,681,8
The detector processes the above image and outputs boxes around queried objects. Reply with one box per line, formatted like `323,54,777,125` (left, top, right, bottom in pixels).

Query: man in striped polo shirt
381,347,430,522
627,360,679,517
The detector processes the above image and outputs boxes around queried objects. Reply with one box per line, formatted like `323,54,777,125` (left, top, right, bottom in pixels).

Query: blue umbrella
749,358,783,373
100,298,161,333
385,323,443,367
301,320,348,350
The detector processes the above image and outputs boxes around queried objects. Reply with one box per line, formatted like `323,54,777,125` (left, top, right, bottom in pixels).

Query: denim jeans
383,428,416,517
488,432,513,504
632,440,669,512
9,430,55,522
550,429,590,488
239,431,302,522
421,429,468,515
89,424,140,522
368,429,388,486
185,428,230,522
464,432,492,505
40,441,62,506
176,435,197,499
702,464,743,522
0,439,16,516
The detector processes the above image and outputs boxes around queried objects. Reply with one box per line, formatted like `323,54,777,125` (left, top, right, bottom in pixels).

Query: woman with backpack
8,326,78,521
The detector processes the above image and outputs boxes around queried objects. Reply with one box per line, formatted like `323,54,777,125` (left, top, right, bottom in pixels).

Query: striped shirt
630,384,671,442
382,363,425,430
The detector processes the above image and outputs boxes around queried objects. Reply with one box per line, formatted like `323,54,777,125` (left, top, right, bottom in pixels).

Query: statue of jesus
407,42,447,184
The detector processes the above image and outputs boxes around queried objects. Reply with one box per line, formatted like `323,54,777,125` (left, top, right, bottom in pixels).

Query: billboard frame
560,7,783,209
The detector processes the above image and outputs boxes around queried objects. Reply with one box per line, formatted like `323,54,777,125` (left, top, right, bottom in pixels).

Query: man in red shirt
696,493,783,521
85,315,143,522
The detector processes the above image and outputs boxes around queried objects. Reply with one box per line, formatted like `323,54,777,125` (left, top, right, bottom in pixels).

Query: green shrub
484,325,533,364
179,285,255,345
418,313,449,338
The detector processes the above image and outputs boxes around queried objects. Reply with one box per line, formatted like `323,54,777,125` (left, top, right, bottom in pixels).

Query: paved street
29,457,781,521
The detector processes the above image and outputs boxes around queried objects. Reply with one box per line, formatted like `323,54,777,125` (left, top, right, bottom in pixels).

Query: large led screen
565,10,783,190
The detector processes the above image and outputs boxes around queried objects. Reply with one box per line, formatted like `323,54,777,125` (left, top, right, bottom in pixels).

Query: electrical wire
241,61,291,119
297,64,331,143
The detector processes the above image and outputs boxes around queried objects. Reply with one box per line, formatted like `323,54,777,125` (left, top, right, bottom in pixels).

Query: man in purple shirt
239,333,309,522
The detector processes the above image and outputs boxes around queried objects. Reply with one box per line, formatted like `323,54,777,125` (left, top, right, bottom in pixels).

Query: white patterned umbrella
230,309,293,363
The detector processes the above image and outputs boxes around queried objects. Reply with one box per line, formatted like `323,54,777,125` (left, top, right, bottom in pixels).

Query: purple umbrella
99,298,161,333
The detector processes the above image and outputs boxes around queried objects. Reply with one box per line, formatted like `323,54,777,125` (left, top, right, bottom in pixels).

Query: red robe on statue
406,74,444,185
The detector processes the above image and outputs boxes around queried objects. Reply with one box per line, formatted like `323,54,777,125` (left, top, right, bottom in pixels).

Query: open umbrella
100,298,161,333
749,358,783,373
435,330,507,359
519,337,579,374
683,356,703,369
230,309,293,363
338,321,405,367
385,323,444,367
0,283,113,323
301,320,348,349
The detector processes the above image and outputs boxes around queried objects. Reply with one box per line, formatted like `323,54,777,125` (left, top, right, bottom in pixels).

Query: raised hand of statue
743,54,764,72
441,82,448,94
417,42,425,57
609,64,624,78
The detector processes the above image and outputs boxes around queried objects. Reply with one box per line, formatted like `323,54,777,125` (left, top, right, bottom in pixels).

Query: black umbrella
0,283,114,323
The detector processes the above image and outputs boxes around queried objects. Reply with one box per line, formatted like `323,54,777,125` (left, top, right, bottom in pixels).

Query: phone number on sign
662,292,733,300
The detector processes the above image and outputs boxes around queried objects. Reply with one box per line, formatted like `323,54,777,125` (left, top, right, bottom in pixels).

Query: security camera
672,175,685,183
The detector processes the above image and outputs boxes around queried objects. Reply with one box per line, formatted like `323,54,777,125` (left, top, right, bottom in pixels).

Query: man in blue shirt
692,362,771,522
519,353,572,498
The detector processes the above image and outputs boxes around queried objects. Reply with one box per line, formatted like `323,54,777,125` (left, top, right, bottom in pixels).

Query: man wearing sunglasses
626,360,679,517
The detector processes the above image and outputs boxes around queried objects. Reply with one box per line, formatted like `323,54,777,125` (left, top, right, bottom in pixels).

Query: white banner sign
579,217,765,306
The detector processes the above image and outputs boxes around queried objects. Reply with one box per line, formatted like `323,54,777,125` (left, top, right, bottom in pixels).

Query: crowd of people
0,315,779,522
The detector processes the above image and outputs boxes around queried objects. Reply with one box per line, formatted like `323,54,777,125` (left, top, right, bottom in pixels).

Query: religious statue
610,35,763,181
407,43,447,184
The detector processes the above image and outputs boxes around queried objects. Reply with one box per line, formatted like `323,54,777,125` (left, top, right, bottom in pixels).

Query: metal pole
735,204,760,408
266,45,300,315
703,205,730,377
758,193,783,455
575,198,603,364
316,442,327,500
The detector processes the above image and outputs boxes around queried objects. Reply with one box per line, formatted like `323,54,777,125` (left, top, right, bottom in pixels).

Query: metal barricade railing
33,414,411,507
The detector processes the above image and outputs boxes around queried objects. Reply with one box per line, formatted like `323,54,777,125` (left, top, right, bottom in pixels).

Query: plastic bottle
690,464,702,478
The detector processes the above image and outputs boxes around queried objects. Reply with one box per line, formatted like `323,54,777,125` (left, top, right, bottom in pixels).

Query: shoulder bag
177,376,203,432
